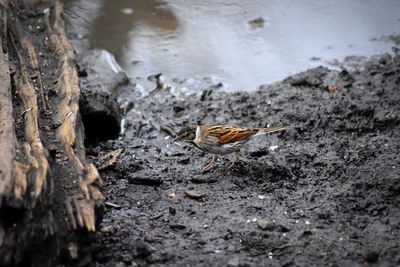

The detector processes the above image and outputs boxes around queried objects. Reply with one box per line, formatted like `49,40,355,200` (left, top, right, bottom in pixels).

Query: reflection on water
89,0,177,60
64,0,178,60
64,0,400,91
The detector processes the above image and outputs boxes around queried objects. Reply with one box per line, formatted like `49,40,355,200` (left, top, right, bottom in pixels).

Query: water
64,0,400,91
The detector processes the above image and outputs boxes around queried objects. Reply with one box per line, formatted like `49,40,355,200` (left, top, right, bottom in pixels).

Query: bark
0,5,15,201
0,1,103,266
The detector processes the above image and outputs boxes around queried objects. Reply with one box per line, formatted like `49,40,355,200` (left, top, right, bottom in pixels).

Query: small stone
100,225,114,233
185,190,204,200
269,145,279,151
257,219,274,230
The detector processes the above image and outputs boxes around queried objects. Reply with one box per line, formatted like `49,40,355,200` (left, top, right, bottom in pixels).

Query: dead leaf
97,148,123,171
328,86,338,93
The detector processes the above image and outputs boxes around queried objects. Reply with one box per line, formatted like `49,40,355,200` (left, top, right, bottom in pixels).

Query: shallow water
64,0,400,91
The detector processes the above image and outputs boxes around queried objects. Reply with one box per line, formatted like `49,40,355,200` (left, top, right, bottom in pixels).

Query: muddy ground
1,2,398,266
74,48,400,267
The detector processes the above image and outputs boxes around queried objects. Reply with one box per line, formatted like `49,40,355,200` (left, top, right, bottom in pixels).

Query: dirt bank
81,49,400,267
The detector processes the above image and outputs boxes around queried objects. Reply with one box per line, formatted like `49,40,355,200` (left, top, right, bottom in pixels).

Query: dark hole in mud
81,113,120,146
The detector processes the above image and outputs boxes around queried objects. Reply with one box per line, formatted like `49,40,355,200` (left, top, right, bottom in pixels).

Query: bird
174,124,286,172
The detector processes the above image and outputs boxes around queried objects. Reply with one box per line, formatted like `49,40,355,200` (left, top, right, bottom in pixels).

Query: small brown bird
174,124,286,172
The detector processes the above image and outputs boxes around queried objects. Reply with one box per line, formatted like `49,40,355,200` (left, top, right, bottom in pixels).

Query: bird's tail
255,125,286,136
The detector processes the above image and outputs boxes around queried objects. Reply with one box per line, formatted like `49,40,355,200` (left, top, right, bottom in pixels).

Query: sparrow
174,124,286,172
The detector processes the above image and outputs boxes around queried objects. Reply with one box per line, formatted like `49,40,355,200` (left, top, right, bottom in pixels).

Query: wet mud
85,52,400,266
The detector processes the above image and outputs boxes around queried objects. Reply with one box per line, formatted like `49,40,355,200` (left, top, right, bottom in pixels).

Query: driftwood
0,0,103,266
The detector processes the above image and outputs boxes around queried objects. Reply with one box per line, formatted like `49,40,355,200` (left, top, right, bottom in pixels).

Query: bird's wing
203,125,255,145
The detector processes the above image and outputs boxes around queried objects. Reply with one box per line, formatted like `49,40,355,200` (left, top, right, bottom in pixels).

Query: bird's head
174,125,197,142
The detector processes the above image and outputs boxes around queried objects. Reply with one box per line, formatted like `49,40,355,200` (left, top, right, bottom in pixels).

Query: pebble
167,192,176,198
257,219,275,230
100,225,114,233
185,190,205,200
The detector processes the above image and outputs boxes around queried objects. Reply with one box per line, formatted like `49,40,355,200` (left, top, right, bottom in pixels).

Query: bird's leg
200,155,217,173
225,152,240,172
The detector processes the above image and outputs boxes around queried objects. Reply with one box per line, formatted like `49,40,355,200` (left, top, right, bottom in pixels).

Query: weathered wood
0,0,103,265
48,1,103,232
10,24,49,200
0,7,15,200
1,1,50,205
16,18,50,115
